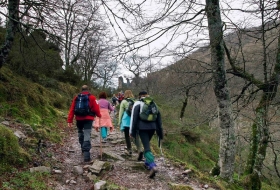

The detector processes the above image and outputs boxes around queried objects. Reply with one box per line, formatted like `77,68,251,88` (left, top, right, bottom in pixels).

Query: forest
0,0,280,190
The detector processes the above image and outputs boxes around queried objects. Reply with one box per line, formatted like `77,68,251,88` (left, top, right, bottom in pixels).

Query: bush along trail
1,113,217,190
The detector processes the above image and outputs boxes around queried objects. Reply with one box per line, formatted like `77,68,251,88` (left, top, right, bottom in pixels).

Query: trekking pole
99,128,103,160
99,113,102,161
158,137,165,165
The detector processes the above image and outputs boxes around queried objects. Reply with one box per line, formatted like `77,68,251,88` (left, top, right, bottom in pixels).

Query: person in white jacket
130,91,163,178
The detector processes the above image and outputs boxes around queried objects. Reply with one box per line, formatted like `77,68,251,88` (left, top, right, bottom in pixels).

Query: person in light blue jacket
118,90,142,155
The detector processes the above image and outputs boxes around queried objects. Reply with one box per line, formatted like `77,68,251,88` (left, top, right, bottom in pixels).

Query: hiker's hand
110,127,113,132
67,123,72,128
95,127,99,132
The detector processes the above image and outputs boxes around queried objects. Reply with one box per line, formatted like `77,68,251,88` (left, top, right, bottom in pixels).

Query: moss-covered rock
168,183,194,190
0,124,30,174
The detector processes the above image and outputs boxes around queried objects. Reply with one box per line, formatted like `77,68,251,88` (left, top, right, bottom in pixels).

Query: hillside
1,43,280,190
142,24,280,189
0,66,228,189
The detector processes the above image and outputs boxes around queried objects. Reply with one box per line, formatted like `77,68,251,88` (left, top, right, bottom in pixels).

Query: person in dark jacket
67,85,101,162
111,94,118,106
130,91,163,178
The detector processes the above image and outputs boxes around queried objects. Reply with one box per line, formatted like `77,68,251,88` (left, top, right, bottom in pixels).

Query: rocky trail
5,112,217,190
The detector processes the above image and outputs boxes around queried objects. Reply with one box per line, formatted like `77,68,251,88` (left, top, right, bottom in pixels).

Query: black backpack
125,98,135,116
74,93,95,116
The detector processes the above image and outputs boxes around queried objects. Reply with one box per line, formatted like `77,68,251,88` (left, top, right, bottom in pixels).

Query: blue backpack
74,93,95,116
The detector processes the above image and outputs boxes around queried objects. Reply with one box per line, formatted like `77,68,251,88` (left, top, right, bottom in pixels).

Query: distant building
118,76,130,89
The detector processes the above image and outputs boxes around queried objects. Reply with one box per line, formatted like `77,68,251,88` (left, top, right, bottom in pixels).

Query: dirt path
44,114,214,190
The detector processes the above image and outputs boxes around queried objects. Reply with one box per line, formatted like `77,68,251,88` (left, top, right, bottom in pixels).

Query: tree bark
206,0,235,181
244,32,280,189
0,0,20,69
180,88,189,119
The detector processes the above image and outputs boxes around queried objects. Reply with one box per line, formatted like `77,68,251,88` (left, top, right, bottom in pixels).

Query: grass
0,67,76,189
0,125,30,175
1,171,52,190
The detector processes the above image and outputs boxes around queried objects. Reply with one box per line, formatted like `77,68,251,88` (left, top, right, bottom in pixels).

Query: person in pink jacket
94,91,114,142
67,85,101,162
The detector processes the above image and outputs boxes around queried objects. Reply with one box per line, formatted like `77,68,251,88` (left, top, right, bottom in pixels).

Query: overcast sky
101,0,262,81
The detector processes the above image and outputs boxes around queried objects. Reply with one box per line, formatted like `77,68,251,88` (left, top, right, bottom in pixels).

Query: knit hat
139,91,148,96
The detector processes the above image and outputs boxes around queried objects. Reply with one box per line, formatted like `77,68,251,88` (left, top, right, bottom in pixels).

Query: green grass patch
0,125,30,175
1,171,51,190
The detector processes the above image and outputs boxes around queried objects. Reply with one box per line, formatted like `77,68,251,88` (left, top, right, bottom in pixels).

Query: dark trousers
76,120,93,152
139,129,155,153
124,127,132,151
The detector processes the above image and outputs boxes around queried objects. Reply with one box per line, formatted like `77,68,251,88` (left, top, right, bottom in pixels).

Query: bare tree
122,54,154,88
205,0,236,180
96,59,119,89
76,33,108,83
221,0,280,187
46,0,102,70
100,0,235,180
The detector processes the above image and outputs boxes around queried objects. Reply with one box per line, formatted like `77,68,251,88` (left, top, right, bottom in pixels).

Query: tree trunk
206,0,235,181
0,0,20,69
244,30,280,189
180,88,189,120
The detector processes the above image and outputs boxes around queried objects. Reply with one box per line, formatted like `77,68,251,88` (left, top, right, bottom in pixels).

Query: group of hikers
67,85,163,179
111,90,125,106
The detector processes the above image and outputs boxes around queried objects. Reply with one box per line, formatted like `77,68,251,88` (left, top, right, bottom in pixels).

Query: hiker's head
139,91,148,99
81,85,89,91
124,90,134,99
99,91,107,99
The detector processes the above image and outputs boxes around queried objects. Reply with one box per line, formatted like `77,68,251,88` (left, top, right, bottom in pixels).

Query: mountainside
0,66,220,189
1,23,280,189
142,24,280,189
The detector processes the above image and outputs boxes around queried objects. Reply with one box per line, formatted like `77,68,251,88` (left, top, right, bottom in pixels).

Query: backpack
139,97,158,121
125,98,135,116
74,93,95,116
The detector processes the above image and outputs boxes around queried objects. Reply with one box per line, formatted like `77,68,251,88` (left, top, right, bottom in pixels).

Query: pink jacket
94,99,114,129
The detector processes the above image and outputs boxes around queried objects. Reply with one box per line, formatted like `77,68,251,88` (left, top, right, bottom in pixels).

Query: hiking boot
149,167,158,179
84,158,92,162
102,138,107,143
83,151,91,162
137,151,144,161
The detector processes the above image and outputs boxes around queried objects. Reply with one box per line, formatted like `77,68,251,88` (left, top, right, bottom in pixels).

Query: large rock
73,166,84,175
14,130,26,139
94,180,106,190
89,160,106,175
102,150,125,161
30,166,51,173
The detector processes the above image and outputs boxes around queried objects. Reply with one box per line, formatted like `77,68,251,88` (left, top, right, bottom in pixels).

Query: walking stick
100,130,103,160
99,117,102,160
158,137,165,165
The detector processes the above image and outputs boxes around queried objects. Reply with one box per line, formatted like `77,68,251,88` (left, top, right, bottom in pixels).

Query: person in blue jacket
119,90,142,155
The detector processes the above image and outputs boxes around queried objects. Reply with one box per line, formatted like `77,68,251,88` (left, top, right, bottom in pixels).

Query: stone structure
118,76,130,89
